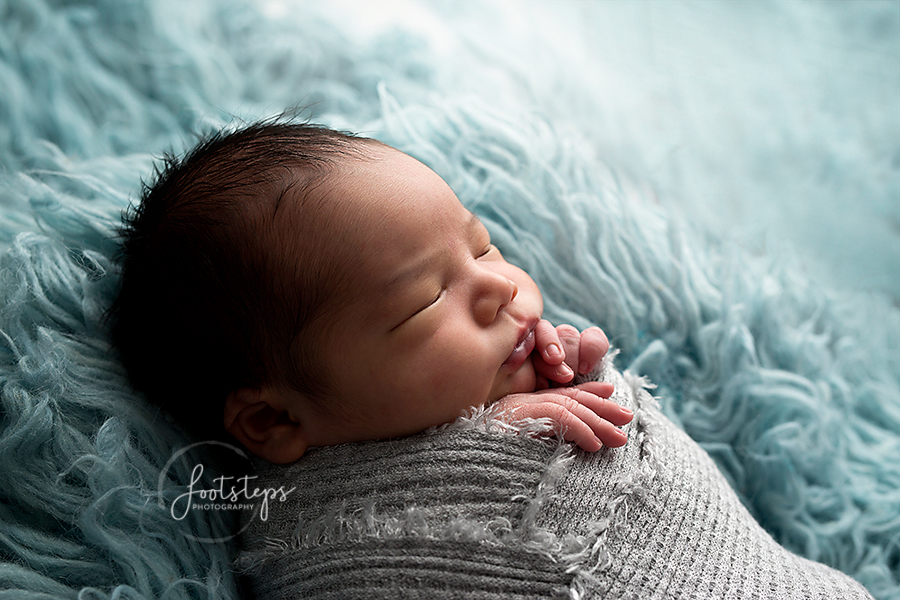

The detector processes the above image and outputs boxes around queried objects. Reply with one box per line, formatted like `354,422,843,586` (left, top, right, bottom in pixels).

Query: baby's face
289,147,544,444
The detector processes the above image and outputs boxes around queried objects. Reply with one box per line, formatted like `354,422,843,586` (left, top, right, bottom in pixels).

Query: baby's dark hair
110,119,371,440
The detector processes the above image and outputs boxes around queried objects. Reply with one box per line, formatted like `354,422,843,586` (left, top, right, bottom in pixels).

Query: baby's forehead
276,142,470,274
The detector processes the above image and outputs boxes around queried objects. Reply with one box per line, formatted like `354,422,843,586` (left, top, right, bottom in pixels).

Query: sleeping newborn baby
111,121,874,599
112,120,633,458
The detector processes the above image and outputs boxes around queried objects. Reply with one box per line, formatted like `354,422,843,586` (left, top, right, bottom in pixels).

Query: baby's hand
532,320,610,388
492,382,633,452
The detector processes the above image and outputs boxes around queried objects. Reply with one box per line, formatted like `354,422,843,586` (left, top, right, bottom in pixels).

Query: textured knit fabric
236,365,874,599
0,2,897,598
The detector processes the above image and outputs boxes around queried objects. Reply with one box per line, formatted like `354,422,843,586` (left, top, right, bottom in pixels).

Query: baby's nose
507,279,518,303
474,275,517,325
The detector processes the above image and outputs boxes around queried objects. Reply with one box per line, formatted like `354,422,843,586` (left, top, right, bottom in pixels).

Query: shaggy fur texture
0,0,897,598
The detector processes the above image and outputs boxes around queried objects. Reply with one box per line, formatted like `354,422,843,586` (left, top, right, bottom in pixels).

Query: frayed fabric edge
565,370,662,600
238,356,663,597
236,419,580,575
435,401,562,440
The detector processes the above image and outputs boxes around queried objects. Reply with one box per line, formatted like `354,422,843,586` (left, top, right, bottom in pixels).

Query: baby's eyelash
420,290,442,311
390,289,443,332
477,245,495,258
409,289,443,320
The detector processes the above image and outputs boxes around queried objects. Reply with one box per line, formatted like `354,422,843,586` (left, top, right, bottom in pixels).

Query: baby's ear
224,387,309,464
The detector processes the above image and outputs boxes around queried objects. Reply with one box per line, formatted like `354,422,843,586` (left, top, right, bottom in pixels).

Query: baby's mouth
502,327,536,370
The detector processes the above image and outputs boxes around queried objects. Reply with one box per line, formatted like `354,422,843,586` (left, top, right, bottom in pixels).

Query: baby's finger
532,352,575,386
492,388,631,452
502,395,605,452
570,382,633,427
549,392,628,449
577,327,610,375
552,401,606,452
554,324,582,363
575,380,615,399
533,319,565,365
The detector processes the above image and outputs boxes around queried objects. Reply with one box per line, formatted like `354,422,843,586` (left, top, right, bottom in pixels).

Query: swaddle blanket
236,364,873,599
1,1,896,598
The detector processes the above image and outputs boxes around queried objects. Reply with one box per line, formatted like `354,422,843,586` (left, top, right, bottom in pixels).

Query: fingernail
557,363,573,379
546,343,562,360
578,361,591,374
621,407,633,417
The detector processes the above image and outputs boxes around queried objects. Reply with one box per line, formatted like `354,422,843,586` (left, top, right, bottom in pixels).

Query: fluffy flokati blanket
0,1,897,599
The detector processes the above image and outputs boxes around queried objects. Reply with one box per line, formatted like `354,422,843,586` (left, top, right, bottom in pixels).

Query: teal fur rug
0,1,897,598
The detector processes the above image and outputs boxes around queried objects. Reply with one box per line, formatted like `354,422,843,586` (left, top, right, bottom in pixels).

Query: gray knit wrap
236,366,873,599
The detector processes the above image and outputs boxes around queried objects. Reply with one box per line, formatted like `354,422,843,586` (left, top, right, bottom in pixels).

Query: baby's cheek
423,354,492,402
